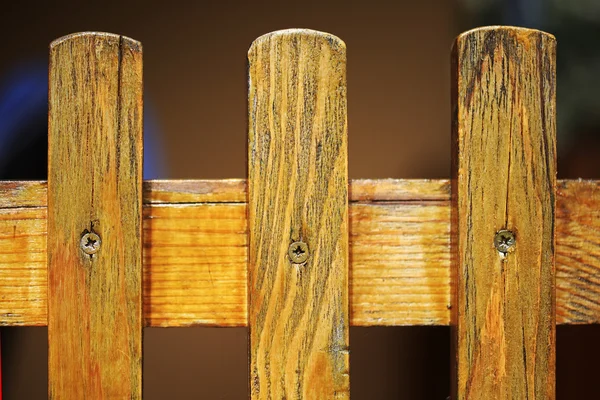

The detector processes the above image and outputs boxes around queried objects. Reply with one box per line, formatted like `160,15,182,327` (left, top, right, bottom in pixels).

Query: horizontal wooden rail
1,179,598,327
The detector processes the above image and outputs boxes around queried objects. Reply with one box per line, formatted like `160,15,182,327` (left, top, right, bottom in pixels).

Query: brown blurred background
0,0,599,398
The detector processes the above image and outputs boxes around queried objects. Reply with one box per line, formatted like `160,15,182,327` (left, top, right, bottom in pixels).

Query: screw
81,232,101,255
494,229,515,254
288,241,309,264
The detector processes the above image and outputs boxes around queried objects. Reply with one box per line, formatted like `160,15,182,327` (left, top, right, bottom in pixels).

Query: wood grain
0,181,46,208
0,179,598,327
556,179,600,324
247,29,349,399
0,206,47,326
144,179,246,203
144,203,247,327
451,27,556,399
47,33,143,398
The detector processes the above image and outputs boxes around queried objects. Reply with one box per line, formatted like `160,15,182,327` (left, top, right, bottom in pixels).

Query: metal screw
494,230,515,254
80,232,101,255
288,241,309,264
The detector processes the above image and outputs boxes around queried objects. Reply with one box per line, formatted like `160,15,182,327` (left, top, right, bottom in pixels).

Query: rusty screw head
494,230,515,253
288,241,309,264
81,232,101,255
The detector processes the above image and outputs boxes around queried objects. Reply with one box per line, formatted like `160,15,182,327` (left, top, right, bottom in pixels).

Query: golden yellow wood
0,179,598,327
247,29,349,399
47,32,143,398
451,26,556,399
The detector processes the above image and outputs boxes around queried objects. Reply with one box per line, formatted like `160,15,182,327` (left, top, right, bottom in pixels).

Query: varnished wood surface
451,27,556,399
47,33,143,398
144,203,247,327
0,181,47,208
0,179,598,327
145,179,246,203
556,180,600,324
247,29,350,399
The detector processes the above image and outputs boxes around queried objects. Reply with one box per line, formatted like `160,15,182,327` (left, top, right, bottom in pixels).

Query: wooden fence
0,25,598,399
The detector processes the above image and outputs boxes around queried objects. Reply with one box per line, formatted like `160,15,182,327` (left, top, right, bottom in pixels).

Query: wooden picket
451,27,556,399
0,25,597,399
247,30,350,398
47,33,143,398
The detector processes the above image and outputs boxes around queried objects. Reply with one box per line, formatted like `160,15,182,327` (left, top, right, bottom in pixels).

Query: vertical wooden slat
48,32,143,398
248,29,349,399
451,27,556,399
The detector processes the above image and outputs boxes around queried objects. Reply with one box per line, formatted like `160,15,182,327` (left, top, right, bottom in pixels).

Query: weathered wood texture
0,181,47,208
0,179,598,327
451,27,556,399
144,202,247,327
247,30,349,399
556,180,600,324
47,33,143,398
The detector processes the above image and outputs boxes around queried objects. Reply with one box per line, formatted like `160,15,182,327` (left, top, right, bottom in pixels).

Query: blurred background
0,0,599,398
